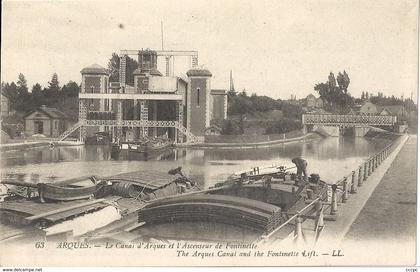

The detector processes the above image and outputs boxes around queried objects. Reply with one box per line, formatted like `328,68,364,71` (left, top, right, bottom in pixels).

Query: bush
264,118,303,134
221,119,243,135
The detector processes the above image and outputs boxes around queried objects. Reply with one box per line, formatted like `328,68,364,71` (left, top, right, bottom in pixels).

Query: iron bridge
302,114,397,127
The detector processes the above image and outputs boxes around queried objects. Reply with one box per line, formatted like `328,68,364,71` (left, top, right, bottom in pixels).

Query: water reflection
1,136,393,188
0,136,396,242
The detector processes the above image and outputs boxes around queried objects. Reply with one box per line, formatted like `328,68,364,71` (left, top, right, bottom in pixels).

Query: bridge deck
302,114,396,126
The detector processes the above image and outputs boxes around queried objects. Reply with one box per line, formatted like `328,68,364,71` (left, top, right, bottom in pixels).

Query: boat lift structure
59,49,201,144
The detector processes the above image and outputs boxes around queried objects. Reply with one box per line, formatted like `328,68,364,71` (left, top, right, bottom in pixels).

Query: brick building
73,49,227,143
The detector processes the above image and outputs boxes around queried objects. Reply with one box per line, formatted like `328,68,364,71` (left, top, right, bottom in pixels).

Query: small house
305,94,317,108
378,105,408,121
305,94,323,109
204,125,222,136
359,101,378,115
24,106,68,137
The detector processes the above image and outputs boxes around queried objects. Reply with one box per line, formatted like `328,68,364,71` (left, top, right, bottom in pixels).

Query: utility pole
161,21,164,51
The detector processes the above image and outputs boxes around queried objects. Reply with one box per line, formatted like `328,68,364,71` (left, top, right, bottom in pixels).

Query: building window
197,88,200,106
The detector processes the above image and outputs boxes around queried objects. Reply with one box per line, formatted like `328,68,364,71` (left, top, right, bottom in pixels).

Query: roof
187,66,212,77
80,64,108,75
24,106,67,119
379,108,393,115
104,170,177,190
211,89,227,95
205,124,222,131
377,105,406,115
306,94,317,99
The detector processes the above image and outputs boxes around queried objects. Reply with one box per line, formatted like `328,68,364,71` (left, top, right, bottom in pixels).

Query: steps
176,124,200,143
58,122,81,141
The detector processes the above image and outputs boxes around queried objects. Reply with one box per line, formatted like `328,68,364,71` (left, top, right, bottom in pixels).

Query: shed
205,124,222,136
24,106,68,137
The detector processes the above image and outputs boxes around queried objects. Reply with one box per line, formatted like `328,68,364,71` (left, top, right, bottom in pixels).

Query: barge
111,139,173,161
0,162,328,244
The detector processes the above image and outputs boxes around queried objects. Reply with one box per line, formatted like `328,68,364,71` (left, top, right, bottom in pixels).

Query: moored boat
111,138,173,160
0,168,199,243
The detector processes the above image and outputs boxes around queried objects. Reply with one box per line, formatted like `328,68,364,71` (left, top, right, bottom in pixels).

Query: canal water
0,135,394,242
1,135,392,188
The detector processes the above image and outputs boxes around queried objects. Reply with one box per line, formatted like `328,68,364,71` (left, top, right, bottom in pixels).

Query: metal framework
83,120,179,127
140,101,149,137
79,93,183,101
119,49,198,77
302,114,397,127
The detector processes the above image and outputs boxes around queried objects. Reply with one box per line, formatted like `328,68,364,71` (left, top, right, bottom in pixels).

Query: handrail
255,134,400,244
257,196,321,242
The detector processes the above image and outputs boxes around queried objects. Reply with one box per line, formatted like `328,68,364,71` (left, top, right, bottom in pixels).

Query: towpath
344,135,416,241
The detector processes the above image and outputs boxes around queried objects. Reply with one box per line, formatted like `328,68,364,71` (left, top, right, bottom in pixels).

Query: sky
1,0,418,100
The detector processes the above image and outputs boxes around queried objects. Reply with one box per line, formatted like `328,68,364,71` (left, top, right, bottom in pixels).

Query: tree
48,73,60,92
31,83,44,107
221,119,242,135
107,53,138,85
17,73,28,95
62,81,79,97
15,73,31,112
282,103,303,119
314,71,353,113
108,53,120,82
337,70,350,94
249,94,279,112
314,82,331,109
328,72,336,88
361,91,365,100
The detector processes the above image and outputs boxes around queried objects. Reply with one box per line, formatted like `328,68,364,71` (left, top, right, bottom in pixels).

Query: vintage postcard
0,0,418,268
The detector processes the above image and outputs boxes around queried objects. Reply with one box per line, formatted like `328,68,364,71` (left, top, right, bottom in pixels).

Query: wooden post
363,162,368,181
314,199,324,231
358,166,363,187
372,157,376,171
342,178,348,203
375,154,379,168
350,171,357,193
368,160,372,176
294,214,304,244
330,184,338,215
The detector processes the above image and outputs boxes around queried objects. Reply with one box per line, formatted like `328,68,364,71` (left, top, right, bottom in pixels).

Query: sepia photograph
0,0,418,268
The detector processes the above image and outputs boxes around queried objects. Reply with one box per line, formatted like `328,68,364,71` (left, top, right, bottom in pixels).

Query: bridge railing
254,135,402,246
302,114,397,126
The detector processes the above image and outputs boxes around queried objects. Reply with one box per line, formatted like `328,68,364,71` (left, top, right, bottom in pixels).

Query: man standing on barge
292,157,308,184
